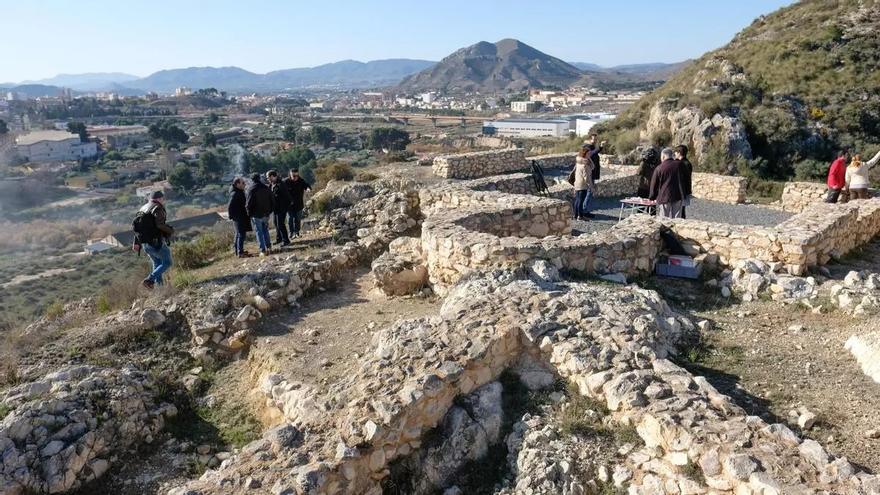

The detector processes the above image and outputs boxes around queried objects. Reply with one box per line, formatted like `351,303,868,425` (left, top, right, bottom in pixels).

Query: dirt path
248,267,442,409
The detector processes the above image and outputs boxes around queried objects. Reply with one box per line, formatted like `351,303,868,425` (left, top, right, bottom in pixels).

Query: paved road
571,196,792,235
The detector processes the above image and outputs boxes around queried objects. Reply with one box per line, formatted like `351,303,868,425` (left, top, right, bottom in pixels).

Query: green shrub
310,194,333,215
794,159,828,181
172,270,199,288
651,129,673,147
44,301,64,319
173,227,234,270
746,178,785,202
315,162,354,186
355,172,379,182
611,129,640,155
95,295,112,314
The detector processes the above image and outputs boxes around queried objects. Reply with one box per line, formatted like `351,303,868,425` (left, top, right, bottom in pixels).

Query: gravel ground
570,196,793,235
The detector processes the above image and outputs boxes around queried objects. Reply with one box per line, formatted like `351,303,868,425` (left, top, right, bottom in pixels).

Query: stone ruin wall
172,274,880,495
691,172,747,203
424,148,880,281
418,182,661,291
781,181,831,212
665,200,880,274
432,148,527,179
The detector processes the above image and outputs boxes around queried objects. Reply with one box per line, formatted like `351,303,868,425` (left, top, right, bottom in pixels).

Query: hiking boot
281,242,291,248
583,212,596,219
259,251,268,257
142,278,155,290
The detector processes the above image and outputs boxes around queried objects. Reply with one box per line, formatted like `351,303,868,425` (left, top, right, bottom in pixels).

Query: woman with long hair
846,150,880,200
572,146,594,220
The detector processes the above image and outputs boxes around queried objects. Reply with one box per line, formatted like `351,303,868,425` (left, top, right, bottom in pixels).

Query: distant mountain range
2,42,688,96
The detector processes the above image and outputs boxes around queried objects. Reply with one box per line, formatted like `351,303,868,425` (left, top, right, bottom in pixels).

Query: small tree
67,122,89,142
168,163,196,191
148,120,189,146
197,150,225,181
367,127,410,152
282,125,297,142
207,112,219,124
0,119,8,135
309,126,336,148
203,131,217,147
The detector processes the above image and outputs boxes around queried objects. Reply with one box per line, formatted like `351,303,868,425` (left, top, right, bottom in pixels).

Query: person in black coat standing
267,169,292,247
283,168,311,237
246,173,274,255
649,148,687,218
227,177,252,257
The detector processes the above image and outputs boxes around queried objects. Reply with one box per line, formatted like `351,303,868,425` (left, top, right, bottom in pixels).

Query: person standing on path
572,146,594,220
826,150,849,203
649,148,687,218
246,173,274,256
846,150,880,200
673,145,693,218
283,168,311,238
133,191,174,289
267,170,292,247
227,177,252,258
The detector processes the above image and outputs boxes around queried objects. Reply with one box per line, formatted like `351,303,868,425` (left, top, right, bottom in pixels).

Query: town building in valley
14,130,97,162
481,119,571,138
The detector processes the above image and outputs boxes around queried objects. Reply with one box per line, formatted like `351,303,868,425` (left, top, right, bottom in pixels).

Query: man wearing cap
137,191,175,288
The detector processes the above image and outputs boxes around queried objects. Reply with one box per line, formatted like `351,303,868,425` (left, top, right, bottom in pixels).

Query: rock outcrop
0,366,176,494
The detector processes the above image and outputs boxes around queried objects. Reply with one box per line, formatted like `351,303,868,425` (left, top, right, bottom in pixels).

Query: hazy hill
597,0,880,180
0,84,67,98
397,39,584,92
125,59,435,93
264,59,435,88
21,72,139,91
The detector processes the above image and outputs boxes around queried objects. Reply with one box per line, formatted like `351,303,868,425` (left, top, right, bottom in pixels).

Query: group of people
825,149,880,203
228,168,312,257
131,168,311,289
571,138,694,220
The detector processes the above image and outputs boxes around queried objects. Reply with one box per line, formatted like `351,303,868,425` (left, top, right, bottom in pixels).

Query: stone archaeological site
3,146,880,495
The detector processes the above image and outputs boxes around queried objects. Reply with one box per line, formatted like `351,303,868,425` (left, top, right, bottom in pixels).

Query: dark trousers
273,210,290,244
233,223,247,255
288,208,304,236
825,188,842,203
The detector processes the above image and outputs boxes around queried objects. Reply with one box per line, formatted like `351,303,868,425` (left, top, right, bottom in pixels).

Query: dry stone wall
170,272,880,495
527,152,576,170
781,181,828,212
691,172,747,203
432,149,528,179
665,199,880,275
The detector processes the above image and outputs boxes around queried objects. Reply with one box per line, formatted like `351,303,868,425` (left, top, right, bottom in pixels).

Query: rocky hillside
397,39,583,92
597,0,880,180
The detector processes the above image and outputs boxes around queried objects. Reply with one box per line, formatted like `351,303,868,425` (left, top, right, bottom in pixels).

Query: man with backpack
133,191,174,289
579,136,605,219
246,173,274,256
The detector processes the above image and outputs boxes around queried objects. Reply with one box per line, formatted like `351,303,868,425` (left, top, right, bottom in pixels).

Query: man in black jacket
227,177,251,257
267,169,291,247
283,168,311,238
674,145,693,219
246,173,274,255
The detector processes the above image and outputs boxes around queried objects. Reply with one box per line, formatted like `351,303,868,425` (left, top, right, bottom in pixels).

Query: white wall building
510,101,540,113
482,119,571,138
14,130,97,162
574,113,616,137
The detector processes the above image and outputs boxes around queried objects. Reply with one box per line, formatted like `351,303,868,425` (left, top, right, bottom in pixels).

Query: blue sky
3,0,795,82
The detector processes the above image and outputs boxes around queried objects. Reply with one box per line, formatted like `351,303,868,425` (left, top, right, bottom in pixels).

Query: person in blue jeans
134,191,175,289
245,173,275,255
226,177,252,257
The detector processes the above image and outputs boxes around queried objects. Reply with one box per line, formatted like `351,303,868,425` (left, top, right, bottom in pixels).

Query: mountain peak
399,39,582,92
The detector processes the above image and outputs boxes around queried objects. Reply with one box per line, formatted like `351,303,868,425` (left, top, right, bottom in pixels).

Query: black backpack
591,153,601,181
132,206,161,246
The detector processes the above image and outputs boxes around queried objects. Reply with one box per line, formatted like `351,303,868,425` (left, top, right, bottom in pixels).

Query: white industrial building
574,113,616,136
14,130,97,162
482,119,571,138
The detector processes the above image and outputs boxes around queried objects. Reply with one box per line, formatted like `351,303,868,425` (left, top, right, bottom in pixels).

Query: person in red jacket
826,150,849,203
